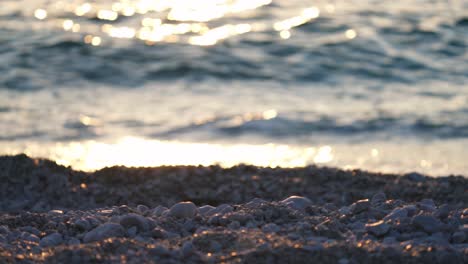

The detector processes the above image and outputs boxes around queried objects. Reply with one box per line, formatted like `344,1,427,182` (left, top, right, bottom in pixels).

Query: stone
262,223,280,233
350,199,371,214
39,232,63,247
137,204,149,214
365,220,390,236
452,231,466,244
21,232,40,243
152,206,168,217
418,199,436,212
181,241,194,257
280,196,312,210
371,192,387,206
83,223,125,243
435,204,450,219
338,206,351,215
119,213,149,232
68,238,81,245
127,226,137,237
168,202,198,218
384,208,408,221
199,205,216,215
151,227,169,239
412,215,441,234
74,219,91,231
213,204,233,214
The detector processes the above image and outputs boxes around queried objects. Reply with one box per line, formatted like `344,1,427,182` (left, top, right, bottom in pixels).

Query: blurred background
0,0,467,175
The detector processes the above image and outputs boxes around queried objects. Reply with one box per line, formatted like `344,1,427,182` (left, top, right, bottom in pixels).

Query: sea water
1,0,467,175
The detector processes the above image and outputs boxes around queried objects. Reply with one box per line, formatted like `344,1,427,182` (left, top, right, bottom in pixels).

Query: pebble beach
0,154,467,263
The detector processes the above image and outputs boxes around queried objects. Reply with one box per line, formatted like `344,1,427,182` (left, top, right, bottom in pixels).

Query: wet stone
350,199,371,214
119,213,149,232
366,220,390,236
452,231,466,244
280,196,312,210
371,192,387,206
169,202,198,218
39,232,63,247
136,204,149,214
83,223,125,243
384,208,408,221
412,215,441,234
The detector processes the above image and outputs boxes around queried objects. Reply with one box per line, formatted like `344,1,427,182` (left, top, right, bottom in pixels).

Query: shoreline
0,154,467,263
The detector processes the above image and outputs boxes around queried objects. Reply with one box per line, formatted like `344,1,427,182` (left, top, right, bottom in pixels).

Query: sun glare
33,1,323,46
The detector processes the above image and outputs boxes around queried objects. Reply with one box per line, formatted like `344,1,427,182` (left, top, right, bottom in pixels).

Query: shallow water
1,0,467,175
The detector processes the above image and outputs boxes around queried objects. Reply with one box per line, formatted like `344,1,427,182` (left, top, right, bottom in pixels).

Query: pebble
168,202,198,218
452,231,466,243
74,219,91,231
365,220,390,236
39,232,63,247
199,205,216,215
262,223,280,233
370,192,387,206
119,213,149,232
83,223,125,243
412,215,441,234
181,241,194,257
68,238,81,245
350,199,371,214
21,232,40,243
280,196,312,210
136,204,149,214
418,199,436,212
384,208,408,221
152,206,168,217
338,206,351,215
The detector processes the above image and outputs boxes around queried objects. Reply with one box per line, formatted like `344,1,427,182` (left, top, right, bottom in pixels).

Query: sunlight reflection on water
33,0,323,46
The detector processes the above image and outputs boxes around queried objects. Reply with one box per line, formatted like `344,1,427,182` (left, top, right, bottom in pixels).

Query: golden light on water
345,29,357,39
34,9,47,20
17,137,334,171
33,1,325,46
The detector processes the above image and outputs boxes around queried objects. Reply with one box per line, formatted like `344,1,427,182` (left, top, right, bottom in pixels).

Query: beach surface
0,154,467,263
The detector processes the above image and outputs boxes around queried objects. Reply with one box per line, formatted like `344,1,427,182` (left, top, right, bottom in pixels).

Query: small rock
181,241,194,257
137,204,149,214
338,206,351,215
404,172,426,182
39,232,63,247
371,192,387,206
199,205,216,215
213,204,233,215
418,199,436,212
365,220,390,236
0,226,9,234
151,227,169,239
245,198,267,208
435,204,450,219
21,232,40,243
169,202,198,218
67,238,81,246
412,215,441,234
280,196,312,210
350,199,370,214
262,223,280,233
74,219,91,231
83,223,125,243
384,208,408,221
127,226,137,237
452,231,466,243
152,206,168,217
119,213,149,232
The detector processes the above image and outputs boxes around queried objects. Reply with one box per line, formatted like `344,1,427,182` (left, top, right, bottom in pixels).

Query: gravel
0,154,467,263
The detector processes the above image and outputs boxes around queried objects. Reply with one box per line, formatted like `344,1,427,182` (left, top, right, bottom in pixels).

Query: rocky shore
0,154,467,263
